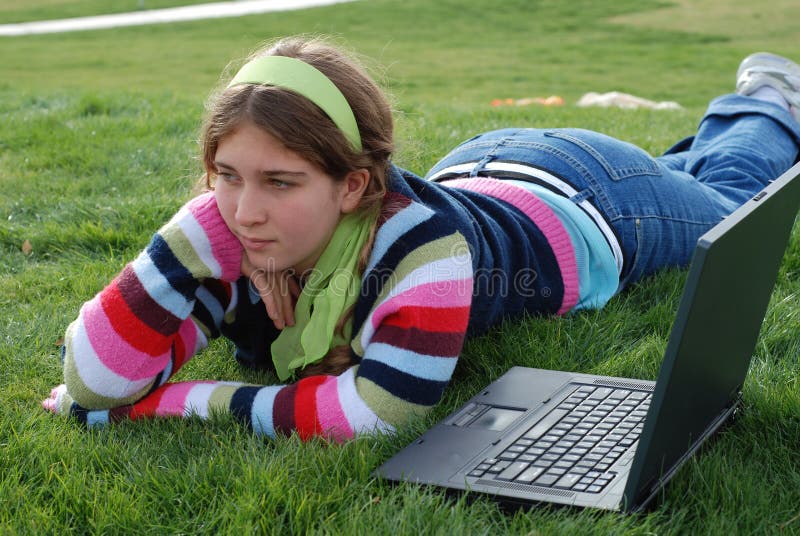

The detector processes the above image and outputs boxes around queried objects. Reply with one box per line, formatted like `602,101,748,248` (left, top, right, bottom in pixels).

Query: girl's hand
241,256,301,330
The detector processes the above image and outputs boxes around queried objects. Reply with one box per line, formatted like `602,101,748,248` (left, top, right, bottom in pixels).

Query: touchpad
447,403,525,431
471,406,525,431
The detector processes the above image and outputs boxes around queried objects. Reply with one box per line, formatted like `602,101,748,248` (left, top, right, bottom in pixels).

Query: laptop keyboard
468,385,651,494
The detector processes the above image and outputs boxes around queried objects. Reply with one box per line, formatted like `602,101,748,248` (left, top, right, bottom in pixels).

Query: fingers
42,384,68,414
251,270,282,328
262,286,285,329
280,275,302,327
280,279,296,327
287,274,302,300
249,268,299,330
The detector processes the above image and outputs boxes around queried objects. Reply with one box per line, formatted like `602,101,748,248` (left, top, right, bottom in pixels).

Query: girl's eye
269,179,290,189
218,172,239,183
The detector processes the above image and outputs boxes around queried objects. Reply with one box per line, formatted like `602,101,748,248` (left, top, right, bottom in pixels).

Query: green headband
228,55,363,152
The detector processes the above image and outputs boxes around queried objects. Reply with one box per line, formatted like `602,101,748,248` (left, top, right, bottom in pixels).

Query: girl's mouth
240,236,275,251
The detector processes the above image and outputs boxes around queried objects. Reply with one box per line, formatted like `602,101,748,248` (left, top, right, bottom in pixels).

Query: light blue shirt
504,180,619,310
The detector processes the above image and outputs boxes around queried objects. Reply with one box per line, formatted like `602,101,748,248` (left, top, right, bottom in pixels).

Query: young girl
43,37,800,441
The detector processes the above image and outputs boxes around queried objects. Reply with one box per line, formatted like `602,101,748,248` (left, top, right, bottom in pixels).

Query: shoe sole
737,52,800,81
736,52,800,114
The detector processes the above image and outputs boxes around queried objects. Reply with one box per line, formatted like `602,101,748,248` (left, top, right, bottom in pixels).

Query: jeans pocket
544,129,661,181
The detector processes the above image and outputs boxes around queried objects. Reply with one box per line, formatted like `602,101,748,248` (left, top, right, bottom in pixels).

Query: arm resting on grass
44,220,474,441
45,192,242,409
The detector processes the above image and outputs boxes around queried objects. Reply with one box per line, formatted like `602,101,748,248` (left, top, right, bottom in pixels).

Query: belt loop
470,154,495,177
470,138,504,176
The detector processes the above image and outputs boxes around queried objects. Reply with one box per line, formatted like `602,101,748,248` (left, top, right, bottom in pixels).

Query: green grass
1,0,799,533
0,0,221,24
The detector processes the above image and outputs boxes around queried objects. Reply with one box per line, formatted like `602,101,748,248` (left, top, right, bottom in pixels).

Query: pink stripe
188,193,242,281
447,178,579,314
315,376,354,442
155,381,213,417
81,295,171,381
371,277,473,329
174,318,198,370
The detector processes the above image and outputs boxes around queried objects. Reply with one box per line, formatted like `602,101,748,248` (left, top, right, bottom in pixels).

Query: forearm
50,368,395,440
61,193,242,409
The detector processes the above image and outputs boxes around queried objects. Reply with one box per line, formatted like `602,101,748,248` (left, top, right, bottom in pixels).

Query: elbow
63,358,152,410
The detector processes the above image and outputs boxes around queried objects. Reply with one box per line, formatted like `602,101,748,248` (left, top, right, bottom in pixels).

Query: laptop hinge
630,394,742,513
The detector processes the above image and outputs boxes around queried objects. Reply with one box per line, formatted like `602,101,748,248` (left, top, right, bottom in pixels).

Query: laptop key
608,389,630,400
497,461,530,481
523,409,569,440
554,473,583,489
534,473,560,487
486,460,510,473
588,387,614,401
514,465,545,484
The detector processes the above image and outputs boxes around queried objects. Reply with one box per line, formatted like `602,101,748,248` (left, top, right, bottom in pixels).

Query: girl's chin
245,252,292,273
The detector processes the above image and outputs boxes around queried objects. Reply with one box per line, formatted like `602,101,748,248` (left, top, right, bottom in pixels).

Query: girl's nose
235,187,268,227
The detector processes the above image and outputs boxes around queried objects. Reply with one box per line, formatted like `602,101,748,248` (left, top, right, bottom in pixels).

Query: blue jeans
425,94,800,288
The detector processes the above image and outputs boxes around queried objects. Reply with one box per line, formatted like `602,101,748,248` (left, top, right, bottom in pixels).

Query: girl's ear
339,169,371,213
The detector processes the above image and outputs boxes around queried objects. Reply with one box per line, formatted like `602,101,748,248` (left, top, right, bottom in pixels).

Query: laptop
376,161,800,513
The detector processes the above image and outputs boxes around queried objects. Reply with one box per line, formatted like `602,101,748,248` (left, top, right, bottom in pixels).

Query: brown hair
200,36,395,377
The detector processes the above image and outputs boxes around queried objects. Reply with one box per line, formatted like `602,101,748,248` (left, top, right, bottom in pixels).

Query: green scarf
271,212,372,381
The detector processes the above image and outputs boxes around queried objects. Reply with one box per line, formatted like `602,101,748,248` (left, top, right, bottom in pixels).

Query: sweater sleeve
61,192,243,409
47,193,474,442
242,229,474,440
46,220,473,442
233,185,476,439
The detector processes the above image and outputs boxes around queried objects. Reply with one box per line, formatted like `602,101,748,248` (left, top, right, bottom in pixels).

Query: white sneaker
736,52,800,121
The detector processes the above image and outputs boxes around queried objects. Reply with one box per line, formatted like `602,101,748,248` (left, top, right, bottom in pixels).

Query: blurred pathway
0,0,357,36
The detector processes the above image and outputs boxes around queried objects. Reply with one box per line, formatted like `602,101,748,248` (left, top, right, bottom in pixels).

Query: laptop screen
623,163,800,510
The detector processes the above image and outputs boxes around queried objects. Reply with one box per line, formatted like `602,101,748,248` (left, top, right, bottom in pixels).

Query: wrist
184,192,243,281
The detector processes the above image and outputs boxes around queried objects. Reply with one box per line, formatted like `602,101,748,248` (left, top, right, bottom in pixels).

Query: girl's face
213,121,367,275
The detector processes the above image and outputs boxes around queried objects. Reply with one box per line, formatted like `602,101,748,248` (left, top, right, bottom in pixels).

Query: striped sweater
48,164,575,440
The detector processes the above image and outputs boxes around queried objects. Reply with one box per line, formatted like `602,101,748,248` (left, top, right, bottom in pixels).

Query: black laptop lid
623,163,800,510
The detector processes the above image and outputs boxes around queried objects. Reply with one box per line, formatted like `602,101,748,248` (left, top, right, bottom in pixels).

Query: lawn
0,0,221,24
1,0,799,533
